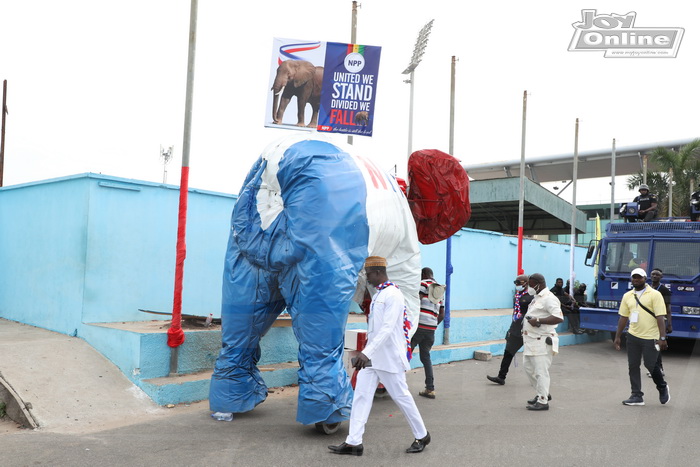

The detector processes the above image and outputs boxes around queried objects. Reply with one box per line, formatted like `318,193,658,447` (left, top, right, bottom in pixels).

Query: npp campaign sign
266,38,381,137
317,42,381,137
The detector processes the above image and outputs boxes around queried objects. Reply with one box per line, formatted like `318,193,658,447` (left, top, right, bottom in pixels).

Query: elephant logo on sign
271,60,324,128
354,111,369,126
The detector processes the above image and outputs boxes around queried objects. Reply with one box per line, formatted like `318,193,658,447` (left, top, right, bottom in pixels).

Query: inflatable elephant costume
209,135,421,426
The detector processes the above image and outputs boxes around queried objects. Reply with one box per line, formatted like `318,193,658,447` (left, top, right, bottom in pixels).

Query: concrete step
412,330,608,369
135,331,608,406
75,310,603,406
141,362,300,405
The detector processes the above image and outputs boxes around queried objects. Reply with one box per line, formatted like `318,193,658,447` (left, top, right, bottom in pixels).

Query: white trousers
346,367,427,445
523,350,553,404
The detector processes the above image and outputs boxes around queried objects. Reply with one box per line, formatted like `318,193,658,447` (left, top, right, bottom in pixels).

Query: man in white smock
328,256,430,456
522,273,563,411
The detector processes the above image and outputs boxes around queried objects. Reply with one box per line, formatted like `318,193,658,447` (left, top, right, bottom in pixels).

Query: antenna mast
160,145,174,183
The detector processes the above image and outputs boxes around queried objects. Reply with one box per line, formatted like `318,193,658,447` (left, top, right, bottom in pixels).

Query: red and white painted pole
517,90,527,275
168,0,198,375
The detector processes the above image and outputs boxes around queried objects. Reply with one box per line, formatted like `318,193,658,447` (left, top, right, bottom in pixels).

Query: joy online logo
568,10,684,58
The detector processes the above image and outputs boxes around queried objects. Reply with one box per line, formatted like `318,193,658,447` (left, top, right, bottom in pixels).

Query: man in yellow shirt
614,268,669,406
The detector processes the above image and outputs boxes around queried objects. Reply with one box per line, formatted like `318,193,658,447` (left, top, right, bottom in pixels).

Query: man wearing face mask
522,273,564,411
487,274,533,385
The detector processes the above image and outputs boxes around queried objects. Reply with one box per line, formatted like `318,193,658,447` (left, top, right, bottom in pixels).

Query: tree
626,139,700,217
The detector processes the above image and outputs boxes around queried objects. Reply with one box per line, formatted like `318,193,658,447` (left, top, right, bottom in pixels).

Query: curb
0,372,38,429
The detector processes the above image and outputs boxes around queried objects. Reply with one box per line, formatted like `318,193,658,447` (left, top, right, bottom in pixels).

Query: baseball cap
630,268,647,278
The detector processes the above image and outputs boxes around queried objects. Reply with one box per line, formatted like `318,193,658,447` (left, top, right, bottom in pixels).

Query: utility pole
569,118,579,296
168,0,198,376
668,167,674,217
444,55,457,345
610,138,616,220
517,91,527,275
0,80,7,187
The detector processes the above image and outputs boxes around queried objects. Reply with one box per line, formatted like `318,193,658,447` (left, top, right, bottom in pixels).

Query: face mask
528,286,537,295
515,285,525,292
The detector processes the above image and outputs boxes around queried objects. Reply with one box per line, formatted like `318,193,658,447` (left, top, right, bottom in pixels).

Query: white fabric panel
343,145,422,335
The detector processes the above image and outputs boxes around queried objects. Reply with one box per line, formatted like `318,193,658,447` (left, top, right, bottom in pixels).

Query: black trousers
410,327,435,390
565,310,580,331
626,333,667,397
498,329,524,380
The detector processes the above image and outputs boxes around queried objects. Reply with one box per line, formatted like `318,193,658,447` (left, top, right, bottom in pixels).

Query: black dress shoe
487,375,505,385
328,442,363,456
526,401,549,411
406,432,431,453
527,394,552,405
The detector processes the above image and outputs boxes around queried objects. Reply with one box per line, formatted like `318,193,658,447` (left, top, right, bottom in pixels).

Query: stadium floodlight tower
402,19,434,159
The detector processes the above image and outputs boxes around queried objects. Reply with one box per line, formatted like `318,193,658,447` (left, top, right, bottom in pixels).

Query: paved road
3,339,700,466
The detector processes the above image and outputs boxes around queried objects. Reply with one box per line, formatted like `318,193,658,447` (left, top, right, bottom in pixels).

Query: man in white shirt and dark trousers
328,256,430,456
410,267,444,399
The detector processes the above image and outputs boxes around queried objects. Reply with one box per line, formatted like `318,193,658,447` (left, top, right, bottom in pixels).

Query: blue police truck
580,221,700,339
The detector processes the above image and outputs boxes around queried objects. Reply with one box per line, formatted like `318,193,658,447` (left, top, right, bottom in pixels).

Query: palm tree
626,139,700,217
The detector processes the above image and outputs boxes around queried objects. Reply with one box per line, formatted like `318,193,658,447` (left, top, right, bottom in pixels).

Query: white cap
630,268,647,278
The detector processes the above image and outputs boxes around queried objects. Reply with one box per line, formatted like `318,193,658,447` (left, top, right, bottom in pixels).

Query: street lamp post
402,19,434,160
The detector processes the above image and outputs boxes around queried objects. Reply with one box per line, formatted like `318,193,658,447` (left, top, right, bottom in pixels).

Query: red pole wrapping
517,226,524,275
167,165,189,347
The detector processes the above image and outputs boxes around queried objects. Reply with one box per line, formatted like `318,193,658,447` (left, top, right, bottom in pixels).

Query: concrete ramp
0,318,168,433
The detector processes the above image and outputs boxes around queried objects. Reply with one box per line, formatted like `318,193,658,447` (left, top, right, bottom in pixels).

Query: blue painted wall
0,177,89,334
421,229,594,309
0,174,235,335
0,173,593,337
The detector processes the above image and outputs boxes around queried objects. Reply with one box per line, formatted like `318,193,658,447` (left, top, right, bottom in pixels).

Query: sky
1,0,698,205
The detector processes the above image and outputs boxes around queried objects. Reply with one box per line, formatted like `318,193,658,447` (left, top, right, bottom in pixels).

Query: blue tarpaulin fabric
209,137,369,424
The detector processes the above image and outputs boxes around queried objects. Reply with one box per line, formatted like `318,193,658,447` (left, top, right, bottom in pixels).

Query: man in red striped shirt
410,267,445,399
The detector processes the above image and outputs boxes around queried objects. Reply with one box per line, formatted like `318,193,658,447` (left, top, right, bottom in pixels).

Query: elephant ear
293,61,315,87
407,149,471,245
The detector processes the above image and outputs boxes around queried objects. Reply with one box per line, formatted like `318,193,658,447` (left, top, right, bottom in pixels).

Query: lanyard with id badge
630,289,648,324
632,291,661,350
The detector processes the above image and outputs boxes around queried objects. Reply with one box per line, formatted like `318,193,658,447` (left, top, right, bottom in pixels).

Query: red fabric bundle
407,149,471,245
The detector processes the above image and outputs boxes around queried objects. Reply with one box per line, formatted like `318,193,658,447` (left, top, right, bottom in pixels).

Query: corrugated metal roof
462,138,697,182
467,177,586,235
